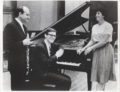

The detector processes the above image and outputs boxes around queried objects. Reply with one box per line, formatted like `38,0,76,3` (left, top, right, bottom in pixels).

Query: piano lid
31,2,91,41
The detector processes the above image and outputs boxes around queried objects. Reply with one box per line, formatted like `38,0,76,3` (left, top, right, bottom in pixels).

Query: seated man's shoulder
33,38,44,47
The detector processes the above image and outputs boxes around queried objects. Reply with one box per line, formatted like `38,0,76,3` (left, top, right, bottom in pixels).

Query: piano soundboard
61,39,87,50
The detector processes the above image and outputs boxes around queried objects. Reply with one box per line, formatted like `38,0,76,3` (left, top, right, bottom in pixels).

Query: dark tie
49,46,51,56
23,25,27,34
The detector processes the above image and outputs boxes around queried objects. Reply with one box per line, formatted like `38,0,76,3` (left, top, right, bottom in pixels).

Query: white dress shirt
15,18,25,34
44,39,51,56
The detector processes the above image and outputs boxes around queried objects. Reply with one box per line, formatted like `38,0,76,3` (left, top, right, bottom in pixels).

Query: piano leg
86,69,92,91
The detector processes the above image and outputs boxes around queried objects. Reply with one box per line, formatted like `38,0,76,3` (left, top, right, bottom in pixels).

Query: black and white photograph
2,0,119,91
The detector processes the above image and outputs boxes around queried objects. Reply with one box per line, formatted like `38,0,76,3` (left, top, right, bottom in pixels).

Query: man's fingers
77,49,83,55
84,50,88,55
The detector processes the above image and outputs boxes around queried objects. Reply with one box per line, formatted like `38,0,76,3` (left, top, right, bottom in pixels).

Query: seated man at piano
30,28,71,90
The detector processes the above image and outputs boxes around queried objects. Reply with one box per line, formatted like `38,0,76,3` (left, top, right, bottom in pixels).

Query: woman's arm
90,35,110,50
77,39,95,55
90,41,107,51
83,40,95,50
84,35,110,55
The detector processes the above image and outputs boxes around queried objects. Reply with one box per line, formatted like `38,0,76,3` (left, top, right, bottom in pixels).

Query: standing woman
77,9,116,90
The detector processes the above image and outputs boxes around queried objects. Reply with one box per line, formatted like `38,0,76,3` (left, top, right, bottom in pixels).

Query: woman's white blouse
91,21,113,42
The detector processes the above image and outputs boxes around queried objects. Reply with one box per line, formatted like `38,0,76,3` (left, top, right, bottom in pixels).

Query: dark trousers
10,70,26,90
30,72,71,90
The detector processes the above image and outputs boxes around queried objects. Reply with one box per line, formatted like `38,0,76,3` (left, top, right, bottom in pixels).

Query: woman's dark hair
13,7,24,17
95,8,107,17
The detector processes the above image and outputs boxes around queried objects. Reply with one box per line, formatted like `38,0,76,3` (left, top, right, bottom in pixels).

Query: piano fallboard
56,48,92,72
56,60,92,72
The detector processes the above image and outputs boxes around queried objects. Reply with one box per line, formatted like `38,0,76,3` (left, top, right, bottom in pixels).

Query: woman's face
95,11,104,22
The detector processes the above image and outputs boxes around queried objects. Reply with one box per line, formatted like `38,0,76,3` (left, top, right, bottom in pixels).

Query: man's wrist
22,40,25,45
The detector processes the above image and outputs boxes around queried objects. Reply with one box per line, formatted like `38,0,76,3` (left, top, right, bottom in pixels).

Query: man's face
45,31,56,44
20,7,30,23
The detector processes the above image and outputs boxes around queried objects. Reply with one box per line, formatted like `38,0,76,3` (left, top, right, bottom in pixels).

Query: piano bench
43,84,56,88
41,83,57,90
27,80,57,90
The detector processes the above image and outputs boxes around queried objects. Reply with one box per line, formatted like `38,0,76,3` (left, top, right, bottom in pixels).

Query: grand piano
29,2,92,90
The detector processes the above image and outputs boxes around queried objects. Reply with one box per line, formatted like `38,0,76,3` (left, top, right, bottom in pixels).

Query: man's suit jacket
30,40,72,90
3,20,27,72
30,39,60,76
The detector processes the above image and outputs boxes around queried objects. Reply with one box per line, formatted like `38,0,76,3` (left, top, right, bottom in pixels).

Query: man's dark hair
45,28,57,35
13,7,24,17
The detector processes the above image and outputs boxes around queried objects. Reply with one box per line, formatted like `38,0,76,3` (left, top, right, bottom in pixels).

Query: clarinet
25,32,36,82
25,33,30,82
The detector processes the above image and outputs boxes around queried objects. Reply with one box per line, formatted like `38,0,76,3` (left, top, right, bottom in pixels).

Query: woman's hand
77,48,85,55
84,47,93,55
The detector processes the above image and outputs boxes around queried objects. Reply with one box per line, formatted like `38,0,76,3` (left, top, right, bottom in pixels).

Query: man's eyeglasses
48,34,56,37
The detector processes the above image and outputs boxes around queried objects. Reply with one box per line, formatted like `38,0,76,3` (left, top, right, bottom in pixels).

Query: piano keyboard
56,61,81,67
